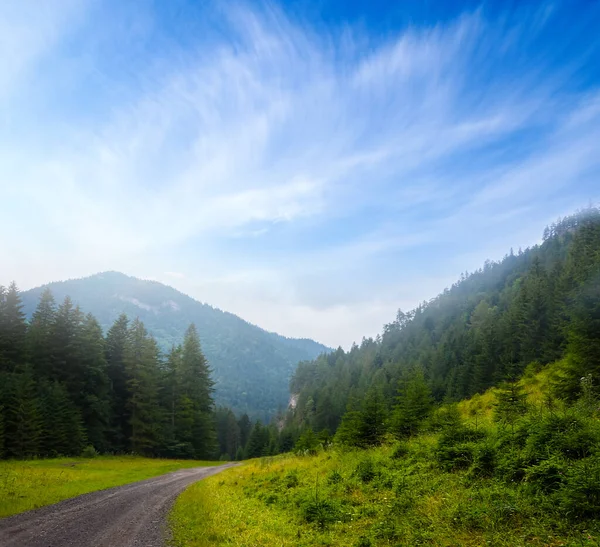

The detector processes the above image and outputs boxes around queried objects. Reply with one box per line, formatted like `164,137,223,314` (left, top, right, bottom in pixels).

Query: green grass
0,456,219,518
171,445,600,547
170,360,600,547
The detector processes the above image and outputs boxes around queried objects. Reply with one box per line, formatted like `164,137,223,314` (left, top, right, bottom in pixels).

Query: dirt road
0,463,235,547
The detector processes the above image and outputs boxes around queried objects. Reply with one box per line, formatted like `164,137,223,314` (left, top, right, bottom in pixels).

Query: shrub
284,470,299,488
81,445,98,458
354,537,372,547
469,442,497,478
354,459,377,483
327,469,343,484
436,442,476,471
525,413,599,462
390,442,410,460
299,498,340,529
525,456,566,493
558,456,600,520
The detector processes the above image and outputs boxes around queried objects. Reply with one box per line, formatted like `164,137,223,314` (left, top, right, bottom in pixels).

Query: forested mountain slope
289,208,600,434
20,272,329,419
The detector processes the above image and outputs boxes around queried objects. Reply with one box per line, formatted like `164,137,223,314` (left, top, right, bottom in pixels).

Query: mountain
20,272,329,419
287,207,600,435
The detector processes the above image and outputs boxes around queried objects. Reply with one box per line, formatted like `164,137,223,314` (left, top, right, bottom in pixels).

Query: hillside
20,272,329,419
288,207,600,434
170,359,600,547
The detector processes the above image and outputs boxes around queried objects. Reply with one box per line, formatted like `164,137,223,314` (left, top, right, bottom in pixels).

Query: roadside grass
0,456,220,518
171,441,600,547
171,360,599,547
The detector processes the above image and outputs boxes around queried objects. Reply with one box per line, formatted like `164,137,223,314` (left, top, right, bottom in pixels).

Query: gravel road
0,463,236,547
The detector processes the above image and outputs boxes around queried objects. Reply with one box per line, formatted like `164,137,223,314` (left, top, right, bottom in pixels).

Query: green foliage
288,208,600,444
172,402,600,547
299,497,340,529
81,445,99,458
0,284,221,461
335,389,388,448
353,458,377,483
392,368,433,437
493,381,528,426
295,428,320,454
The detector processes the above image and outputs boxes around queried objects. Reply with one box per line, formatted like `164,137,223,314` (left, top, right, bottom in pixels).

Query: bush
284,470,299,488
469,442,497,478
327,469,343,484
299,498,340,529
525,413,599,462
436,442,476,471
390,442,410,460
558,456,600,519
354,459,377,483
354,537,372,547
494,448,528,483
453,484,521,531
525,456,566,493
81,445,98,458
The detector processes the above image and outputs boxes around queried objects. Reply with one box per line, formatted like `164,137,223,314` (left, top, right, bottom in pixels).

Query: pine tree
27,288,57,377
245,421,270,458
77,314,110,451
50,297,84,398
238,413,252,449
178,324,216,458
162,345,182,451
4,369,43,458
560,278,600,399
39,380,85,456
0,401,4,458
392,368,433,438
215,407,241,460
105,314,130,451
0,282,28,372
358,388,388,446
125,319,163,455
493,381,527,428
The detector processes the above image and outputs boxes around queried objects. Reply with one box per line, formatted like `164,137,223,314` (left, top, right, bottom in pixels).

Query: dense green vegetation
0,456,219,518
0,288,218,459
171,364,600,546
287,207,600,441
20,272,329,420
167,207,600,546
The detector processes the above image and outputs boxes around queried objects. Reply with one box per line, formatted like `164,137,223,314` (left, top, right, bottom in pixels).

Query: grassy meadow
0,456,219,518
170,363,600,547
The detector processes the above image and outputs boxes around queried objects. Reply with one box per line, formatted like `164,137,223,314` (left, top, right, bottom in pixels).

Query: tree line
0,286,218,459
286,207,600,446
0,285,312,460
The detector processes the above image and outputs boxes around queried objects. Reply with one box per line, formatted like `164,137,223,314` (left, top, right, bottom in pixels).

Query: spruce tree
178,324,217,458
0,282,28,372
4,368,42,458
105,314,130,451
77,314,110,451
162,345,182,451
39,380,85,456
392,369,433,438
27,288,57,377
125,319,162,455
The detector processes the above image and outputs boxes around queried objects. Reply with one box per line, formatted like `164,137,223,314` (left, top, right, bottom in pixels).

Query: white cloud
1,2,599,347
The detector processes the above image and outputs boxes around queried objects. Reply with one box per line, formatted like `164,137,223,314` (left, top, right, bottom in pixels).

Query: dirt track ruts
0,463,236,547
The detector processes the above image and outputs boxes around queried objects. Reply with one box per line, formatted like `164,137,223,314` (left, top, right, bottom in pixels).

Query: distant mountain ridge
21,271,330,419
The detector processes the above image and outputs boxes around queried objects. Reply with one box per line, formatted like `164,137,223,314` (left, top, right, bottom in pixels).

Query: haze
1,0,599,348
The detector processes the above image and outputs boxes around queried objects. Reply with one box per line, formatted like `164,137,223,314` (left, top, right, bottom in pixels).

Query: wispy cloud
1,1,599,347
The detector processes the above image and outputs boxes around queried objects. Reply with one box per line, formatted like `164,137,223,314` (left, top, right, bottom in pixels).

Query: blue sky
1,0,599,348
